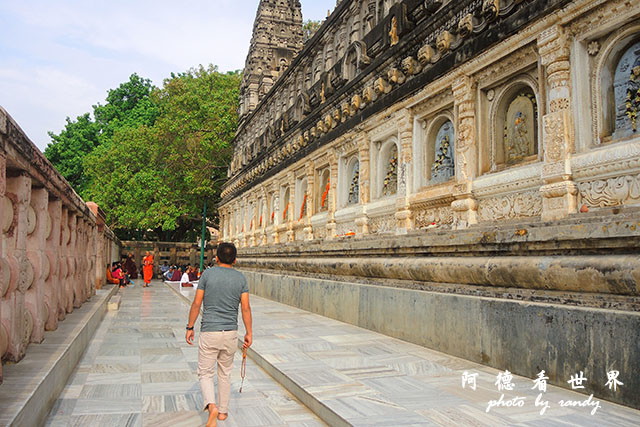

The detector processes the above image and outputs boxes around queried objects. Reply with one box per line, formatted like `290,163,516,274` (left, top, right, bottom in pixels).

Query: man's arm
240,292,252,349
186,289,204,345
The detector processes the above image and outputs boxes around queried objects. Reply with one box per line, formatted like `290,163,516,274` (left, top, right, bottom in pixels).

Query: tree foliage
82,65,241,241
303,19,322,42
44,73,158,195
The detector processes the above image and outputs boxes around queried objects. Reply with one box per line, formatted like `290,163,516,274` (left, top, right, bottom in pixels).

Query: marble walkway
171,281,640,426
44,281,324,427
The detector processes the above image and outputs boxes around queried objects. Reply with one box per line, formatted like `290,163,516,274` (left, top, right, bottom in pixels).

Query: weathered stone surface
243,269,640,410
0,106,120,384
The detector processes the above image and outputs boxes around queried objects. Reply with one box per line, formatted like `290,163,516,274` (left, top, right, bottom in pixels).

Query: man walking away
185,242,252,427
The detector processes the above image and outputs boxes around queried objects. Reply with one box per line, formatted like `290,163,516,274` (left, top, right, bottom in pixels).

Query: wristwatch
186,325,194,331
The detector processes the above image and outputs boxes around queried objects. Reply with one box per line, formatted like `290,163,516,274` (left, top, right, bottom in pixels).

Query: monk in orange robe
142,251,154,287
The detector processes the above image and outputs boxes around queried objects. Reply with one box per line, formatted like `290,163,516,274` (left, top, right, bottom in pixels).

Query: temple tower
239,0,304,124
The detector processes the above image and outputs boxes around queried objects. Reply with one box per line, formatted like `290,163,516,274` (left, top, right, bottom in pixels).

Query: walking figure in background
186,242,253,427
142,251,154,287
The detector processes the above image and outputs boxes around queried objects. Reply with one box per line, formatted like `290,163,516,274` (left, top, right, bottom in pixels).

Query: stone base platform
0,284,118,427
166,281,640,426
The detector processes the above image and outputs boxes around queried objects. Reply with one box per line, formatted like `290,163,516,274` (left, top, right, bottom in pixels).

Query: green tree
83,65,241,241
44,73,158,196
303,19,322,42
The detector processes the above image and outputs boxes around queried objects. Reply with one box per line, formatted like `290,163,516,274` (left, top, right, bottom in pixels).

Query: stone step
0,284,119,427
164,281,640,426
107,294,122,311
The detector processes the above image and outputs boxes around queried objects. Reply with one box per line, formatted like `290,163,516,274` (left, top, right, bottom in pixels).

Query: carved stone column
286,173,295,242
326,149,338,239
304,162,314,241
46,199,62,327
0,152,7,381
25,187,47,344
239,199,247,248
260,186,268,245
3,172,32,362
395,109,414,233
538,25,577,221
355,134,370,235
451,75,478,228
271,183,280,244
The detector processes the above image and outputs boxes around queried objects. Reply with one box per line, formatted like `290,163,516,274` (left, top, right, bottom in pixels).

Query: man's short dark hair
217,242,237,265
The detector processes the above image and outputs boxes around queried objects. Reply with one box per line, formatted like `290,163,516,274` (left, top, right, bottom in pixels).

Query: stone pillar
451,75,478,228
326,149,338,239
538,25,578,221
25,187,48,343
271,184,281,244
46,199,62,327
304,162,314,240
0,152,7,382
248,196,257,247
355,134,370,235
286,173,295,242
395,110,414,233
3,172,32,362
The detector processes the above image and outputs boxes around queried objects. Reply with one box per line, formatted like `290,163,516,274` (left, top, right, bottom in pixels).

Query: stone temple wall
219,0,640,410
0,107,120,384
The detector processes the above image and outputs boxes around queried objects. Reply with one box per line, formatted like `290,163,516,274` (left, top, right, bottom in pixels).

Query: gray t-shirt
197,266,248,332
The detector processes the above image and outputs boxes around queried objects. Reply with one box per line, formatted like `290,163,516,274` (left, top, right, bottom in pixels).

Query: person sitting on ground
106,264,119,285
160,261,170,277
164,265,175,281
112,262,126,288
188,265,198,282
171,267,182,282
181,268,192,287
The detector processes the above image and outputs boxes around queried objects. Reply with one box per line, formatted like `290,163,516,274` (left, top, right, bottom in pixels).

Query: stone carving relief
504,90,538,164
414,206,453,227
368,214,396,234
578,173,640,207
348,160,360,205
614,40,640,137
477,191,542,221
431,120,455,183
382,144,398,196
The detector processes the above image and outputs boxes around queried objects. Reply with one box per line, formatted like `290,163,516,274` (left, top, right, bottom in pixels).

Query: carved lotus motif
418,44,435,66
436,31,452,54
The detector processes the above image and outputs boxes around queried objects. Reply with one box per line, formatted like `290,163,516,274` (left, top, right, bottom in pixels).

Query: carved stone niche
483,72,542,174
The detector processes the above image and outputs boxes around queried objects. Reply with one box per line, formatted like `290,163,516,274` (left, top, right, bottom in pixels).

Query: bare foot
217,412,228,421
206,404,218,427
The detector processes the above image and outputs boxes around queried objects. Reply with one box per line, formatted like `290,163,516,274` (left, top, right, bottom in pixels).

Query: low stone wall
242,268,640,410
236,210,640,409
0,107,120,383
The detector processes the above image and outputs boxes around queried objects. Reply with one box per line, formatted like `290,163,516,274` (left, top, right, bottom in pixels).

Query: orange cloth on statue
106,267,119,285
143,255,154,283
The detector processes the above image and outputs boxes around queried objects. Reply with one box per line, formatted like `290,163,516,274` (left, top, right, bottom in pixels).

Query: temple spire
239,0,304,123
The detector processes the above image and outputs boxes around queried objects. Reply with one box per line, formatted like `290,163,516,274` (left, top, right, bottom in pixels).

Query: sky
0,0,335,151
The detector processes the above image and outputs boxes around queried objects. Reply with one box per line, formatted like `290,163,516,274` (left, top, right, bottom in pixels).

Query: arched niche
600,34,640,140
346,156,360,206
427,116,455,184
296,177,308,221
317,168,331,212
342,41,370,81
377,139,399,198
281,187,291,223
491,79,539,168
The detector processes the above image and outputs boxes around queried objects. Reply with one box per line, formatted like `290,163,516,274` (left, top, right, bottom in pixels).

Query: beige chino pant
197,330,237,413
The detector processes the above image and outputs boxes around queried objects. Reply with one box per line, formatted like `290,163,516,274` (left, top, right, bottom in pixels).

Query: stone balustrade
0,106,120,384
